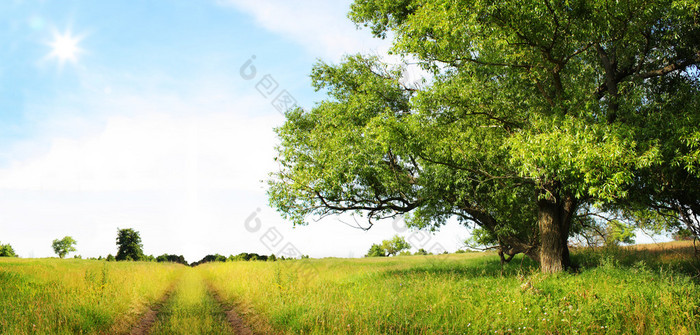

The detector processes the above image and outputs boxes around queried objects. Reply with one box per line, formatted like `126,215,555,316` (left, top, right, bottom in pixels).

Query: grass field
0,242,698,334
0,258,183,334
203,244,700,334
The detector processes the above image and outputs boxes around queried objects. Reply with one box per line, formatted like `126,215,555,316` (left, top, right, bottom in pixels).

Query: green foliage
673,228,694,241
115,228,144,261
605,220,636,246
226,252,271,263
414,248,429,256
382,235,410,256
365,235,410,257
365,244,386,257
269,0,700,272
106,254,115,262
192,254,234,266
0,242,17,257
156,254,188,266
52,236,77,259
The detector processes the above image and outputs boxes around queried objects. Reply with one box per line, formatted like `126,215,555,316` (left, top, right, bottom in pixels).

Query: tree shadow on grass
572,244,700,277
382,247,700,280
381,254,539,280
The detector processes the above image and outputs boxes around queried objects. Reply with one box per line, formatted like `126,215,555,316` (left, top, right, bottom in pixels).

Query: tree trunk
560,195,578,270
538,193,564,273
537,184,577,273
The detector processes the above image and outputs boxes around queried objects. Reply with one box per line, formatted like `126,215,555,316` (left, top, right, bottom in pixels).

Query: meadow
0,242,698,334
0,259,182,334
202,243,700,334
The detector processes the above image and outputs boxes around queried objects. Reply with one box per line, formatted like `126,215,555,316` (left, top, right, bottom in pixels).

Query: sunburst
47,29,84,66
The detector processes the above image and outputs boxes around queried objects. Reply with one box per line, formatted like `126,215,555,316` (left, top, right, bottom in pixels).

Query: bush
0,242,17,257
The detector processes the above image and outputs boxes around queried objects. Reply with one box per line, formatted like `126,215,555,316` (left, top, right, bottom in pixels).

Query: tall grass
203,249,700,334
150,268,233,335
0,258,183,334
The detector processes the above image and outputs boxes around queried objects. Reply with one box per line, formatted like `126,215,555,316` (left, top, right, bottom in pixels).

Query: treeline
190,252,309,267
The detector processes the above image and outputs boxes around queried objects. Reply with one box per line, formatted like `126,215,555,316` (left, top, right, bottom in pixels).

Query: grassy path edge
205,283,255,335
129,281,179,335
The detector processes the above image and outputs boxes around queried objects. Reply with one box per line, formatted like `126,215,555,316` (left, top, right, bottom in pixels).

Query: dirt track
128,280,255,335
129,288,174,335
207,285,255,335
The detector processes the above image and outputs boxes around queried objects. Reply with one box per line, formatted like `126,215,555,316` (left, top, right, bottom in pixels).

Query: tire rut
128,284,177,335
206,284,255,335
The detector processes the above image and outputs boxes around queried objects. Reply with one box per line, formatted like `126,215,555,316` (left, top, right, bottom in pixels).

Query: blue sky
0,0,476,261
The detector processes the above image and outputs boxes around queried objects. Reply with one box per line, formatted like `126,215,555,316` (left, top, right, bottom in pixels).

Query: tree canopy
0,242,17,257
52,236,77,259
365,235,411,257
269,0,700,273
115,228,144,261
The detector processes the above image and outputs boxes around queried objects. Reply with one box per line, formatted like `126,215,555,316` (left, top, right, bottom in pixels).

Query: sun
48,29,84,65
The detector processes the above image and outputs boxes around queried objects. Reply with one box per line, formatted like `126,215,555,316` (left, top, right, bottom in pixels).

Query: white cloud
0,112,279,192
217,0,390,60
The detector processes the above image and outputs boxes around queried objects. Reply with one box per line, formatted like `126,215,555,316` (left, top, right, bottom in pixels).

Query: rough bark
560,194,578,270
538,192,565,273
537,184,577,273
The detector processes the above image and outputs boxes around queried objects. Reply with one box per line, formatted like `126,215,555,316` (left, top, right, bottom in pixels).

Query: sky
0,0,472,262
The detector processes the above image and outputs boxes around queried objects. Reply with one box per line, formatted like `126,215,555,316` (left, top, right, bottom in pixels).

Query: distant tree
398,250,412,256
51,236,77,259
268,254,277,262
0,242,17,257
415,248,429,256
228,253,245,261
156,254,188,266
365,243,386,257
382,235,410,256
73,254,82,259
366,235,411,257
191,254,227,266
227,252,271,262
106,254,115,262
115,228,144,261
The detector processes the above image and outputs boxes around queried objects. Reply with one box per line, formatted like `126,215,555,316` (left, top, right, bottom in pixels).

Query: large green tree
51,236,77,259
115,228,144,261
269,0,700,273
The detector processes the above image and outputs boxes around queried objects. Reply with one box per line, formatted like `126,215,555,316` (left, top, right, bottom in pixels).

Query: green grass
0,258,183,334
150,268,233,335
1,244,698,334
203,248,700,334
